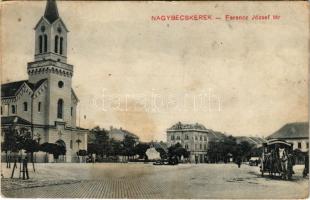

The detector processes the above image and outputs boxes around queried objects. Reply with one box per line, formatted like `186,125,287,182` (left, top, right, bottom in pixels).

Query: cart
260,139,294,180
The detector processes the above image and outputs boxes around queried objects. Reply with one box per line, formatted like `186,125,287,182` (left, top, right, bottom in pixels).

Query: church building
1,0,88,162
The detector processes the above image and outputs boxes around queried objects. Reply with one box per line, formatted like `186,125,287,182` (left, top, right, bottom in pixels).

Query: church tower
27,0,77,128
34,0,68,63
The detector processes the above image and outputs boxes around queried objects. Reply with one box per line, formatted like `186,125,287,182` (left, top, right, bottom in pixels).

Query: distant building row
166,121,309,163
88,126,139,143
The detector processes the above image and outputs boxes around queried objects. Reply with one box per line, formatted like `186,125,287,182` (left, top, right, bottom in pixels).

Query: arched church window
11,105,16,114
23,102,28,111
55,35,59,53
60,37,63,55
57,99,63,119
44,34,48,52
39,35,43,53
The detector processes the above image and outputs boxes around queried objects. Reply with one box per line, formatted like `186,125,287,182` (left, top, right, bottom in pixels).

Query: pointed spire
44,0,59,23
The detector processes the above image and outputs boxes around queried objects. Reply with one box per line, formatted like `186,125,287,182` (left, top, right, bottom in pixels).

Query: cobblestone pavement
2,163,309,198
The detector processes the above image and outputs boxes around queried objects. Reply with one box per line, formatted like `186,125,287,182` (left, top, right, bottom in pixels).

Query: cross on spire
44,0,59,23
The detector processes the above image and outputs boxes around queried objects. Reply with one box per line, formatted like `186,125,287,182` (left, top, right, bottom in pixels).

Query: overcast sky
1,1,308,142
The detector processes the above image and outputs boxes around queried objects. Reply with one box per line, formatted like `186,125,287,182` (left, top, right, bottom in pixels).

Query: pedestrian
236,156,242,168
303,153,309,177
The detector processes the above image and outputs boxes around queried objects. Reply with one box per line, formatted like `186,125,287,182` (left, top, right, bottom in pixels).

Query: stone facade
1,0,88,162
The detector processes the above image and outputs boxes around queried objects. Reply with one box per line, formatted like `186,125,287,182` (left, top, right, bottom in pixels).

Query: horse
279,148,293,180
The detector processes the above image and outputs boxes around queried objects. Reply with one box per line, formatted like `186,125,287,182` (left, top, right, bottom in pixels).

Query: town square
1,163,308,198
1,0,309,199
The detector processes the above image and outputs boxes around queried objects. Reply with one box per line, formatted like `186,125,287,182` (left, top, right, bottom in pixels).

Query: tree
1,127,18,168
40,143,66,162
88,127,110,158
168,143,189,161
235,141,254,161
155,147,168,159
134,143,150,159
123,135,136,159
77,149,87,156
207,136,238,163
23,138,40,171
110,139,124,157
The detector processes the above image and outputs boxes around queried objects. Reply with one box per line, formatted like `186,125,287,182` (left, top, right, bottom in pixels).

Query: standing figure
236,156,242,168
303,153,309,178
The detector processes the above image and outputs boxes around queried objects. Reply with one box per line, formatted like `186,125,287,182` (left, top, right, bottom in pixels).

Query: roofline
167,129,210,133
1,79,47,99
268,137,309,140
34,17,50,30
33,17,69,32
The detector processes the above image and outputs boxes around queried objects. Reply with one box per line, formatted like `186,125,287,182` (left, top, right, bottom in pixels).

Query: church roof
268,122,309,139
1,80,26,97
1,79,47,98
1,116,32,126
44,0,60,23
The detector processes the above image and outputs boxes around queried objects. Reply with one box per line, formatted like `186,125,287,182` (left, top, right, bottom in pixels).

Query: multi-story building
1,0,88,162
166,122,225,163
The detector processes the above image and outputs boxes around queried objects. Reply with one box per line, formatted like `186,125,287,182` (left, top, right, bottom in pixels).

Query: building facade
267,122,309,164
167,122,225,163
1,0,88,162
268,122,309,152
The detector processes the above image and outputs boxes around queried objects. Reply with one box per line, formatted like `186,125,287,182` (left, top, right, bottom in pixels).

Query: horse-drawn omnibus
260,139,294,180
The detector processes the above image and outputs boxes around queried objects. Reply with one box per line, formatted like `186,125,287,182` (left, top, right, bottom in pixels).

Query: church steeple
44,0,60,23
33,0,68,63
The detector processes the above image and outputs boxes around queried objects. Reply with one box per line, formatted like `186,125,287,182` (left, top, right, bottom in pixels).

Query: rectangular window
0,106,2,115
200,136,202,141
38,102,41,112
171,135,174,140
71,107,73,116
11,105,16,114
204,144,207,150
195,136,198,140
200,144,202,150
23,102,28,111
70,140,73,149
307,142,309,149
185,135,189,140
204,136,207,141
298,142,301,149
185,144,188,149
177,136,180,140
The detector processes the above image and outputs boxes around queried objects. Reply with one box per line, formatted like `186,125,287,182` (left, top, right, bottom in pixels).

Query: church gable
34,17,51,30
15,82,34,101
32,79,48,99
52,18,69,32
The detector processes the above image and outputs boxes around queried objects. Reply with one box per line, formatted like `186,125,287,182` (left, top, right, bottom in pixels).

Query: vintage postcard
0,0,309,199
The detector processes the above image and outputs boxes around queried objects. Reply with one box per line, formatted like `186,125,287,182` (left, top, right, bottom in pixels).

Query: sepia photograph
0,0,309,198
